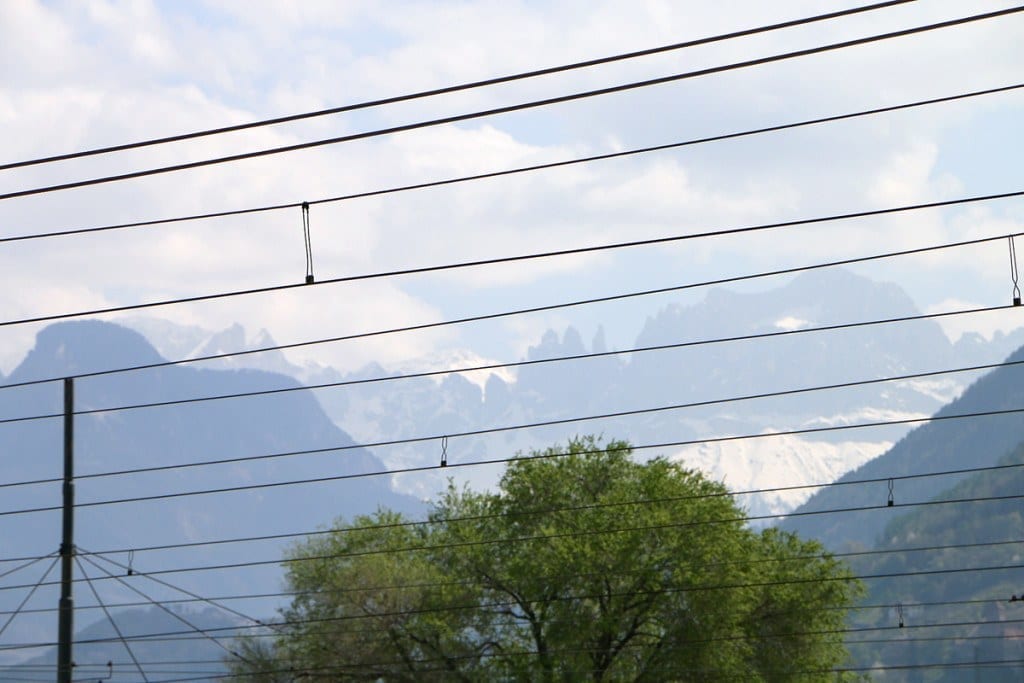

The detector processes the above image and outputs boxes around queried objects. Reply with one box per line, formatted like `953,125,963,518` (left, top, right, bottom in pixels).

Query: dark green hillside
780,344,1024,550
844,444,1024,682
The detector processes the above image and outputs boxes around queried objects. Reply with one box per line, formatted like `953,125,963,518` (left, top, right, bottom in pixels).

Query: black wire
19,601,1024,653
3,485,1023,595
4,222,1019,395
3,396,1024,522
4,5,1019,202
4,546,1017,618
6,81,1020,246
0,339,1016,509
181,653,1024,682
37,656,1024,683
15,639,1024,674
46,405,1024,514
6,185,1022,332
75,555,150,683
8,655,1023,682
2,6,1019,202
0,0,914,173
3,303,1019,427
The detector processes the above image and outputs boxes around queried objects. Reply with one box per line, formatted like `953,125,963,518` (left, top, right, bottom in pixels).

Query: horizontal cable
4,190,1021,331
0,0,911,172
4,80,1018,245
3,390,1024,520
2,394,1023,518
5,544,1017,618
7,593,1021,653
165,654,1024,683
0,332,1013,507
15,641,1024,675
2,6,1018,202
2,194,1020,388
3,479,1022,596
1,288,1019,425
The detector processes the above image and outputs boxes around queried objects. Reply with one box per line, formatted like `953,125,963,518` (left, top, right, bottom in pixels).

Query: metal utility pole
56,377,74,683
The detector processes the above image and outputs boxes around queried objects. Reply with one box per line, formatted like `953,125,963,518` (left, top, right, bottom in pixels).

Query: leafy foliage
229,437,860,681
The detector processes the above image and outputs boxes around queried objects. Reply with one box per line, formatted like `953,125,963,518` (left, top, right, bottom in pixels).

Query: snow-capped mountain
671,434,889,520
115,269,1024,517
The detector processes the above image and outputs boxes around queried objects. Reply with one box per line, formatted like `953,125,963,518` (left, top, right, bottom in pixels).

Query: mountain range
4,267,1024,679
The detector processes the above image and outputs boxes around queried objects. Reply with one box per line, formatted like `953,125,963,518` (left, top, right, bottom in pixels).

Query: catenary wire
3,390,1024,517
3,545,1019,618
73,536,1023,613
1,6,1020,201
3,485,1022,595
1,193,1020,389
5,81,1020,245
0,0,914,172
2,332,1020,502
10,641,1024,679
8,600,1022,653
3,298,1022,426
11,643,1024,676
0,321,1020,455
152,654,1024,682
4,189,1021,331
3,397,1024,519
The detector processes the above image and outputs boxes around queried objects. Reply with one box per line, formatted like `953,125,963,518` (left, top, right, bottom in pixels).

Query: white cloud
1,0,1022,375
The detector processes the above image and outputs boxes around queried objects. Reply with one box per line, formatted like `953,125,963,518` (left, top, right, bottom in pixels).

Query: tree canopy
230,437,861,681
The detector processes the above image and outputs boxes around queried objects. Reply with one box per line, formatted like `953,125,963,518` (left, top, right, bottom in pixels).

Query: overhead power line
0,0,913,173
2,224,1021,394
6,451,1024,569
3,393,1024,518
0,322,1017,428
1,5,1020,201
3,477,1023,589
6,581,1021,651
2,189,1022,331
0,319,1020,493
5,81,1020,246
4,546,1018,618
71,494,1024,579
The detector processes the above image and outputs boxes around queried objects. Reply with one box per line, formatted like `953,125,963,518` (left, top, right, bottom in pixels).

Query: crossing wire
77,554,254,666
0,0,914,172
75,555,150,682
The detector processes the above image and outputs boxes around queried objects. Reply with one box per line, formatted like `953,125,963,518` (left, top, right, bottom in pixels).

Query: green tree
229,437,861,681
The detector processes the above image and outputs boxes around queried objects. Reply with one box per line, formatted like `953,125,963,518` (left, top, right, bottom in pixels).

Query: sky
1,0,1023,376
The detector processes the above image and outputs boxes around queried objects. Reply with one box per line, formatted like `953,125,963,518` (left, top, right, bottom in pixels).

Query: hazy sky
1,0,1023,374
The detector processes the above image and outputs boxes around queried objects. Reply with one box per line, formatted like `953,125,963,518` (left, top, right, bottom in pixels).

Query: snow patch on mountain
670,434,889,520
774,316,810,331
801,407,930,429
390,349,517,392
895,377,966,405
